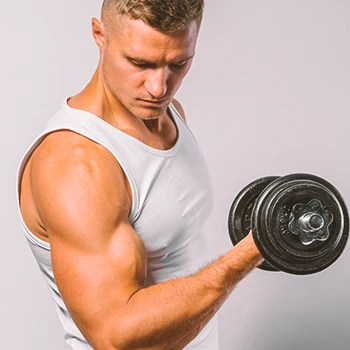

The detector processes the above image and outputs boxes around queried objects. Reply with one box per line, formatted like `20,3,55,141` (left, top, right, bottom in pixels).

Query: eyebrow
124,54,195,65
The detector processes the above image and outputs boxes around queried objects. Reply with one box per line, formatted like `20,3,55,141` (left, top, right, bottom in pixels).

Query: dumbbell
228,173,349,275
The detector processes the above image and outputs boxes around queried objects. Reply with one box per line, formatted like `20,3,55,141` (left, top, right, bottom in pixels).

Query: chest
130,143,214,258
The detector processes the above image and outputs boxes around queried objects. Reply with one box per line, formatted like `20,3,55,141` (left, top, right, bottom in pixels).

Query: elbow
84,321,130,350
92,339,168,350
89,331,132,350
88,322,168,350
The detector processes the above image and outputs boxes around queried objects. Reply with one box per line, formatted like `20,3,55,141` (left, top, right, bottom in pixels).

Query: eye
129,59,154,69
170,61,188,70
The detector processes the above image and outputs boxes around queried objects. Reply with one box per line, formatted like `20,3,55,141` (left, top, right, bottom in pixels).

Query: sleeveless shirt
16,98,219,349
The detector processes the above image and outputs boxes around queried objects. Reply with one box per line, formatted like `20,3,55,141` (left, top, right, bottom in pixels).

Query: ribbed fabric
16,99,219,349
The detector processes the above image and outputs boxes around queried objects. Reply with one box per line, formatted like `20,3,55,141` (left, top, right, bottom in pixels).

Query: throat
141,113,178,150
143,117,162,133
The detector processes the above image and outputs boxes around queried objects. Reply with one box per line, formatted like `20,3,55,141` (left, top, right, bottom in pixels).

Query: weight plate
252,173,349,275
228,176,279,272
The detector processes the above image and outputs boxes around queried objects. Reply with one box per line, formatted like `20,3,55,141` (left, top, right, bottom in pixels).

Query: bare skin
19,15,263,350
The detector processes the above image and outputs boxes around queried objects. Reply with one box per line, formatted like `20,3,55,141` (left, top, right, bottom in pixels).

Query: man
17,0,263,349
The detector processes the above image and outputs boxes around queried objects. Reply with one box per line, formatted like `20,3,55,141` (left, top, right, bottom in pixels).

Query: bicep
32,135,146,346
50,221,146,346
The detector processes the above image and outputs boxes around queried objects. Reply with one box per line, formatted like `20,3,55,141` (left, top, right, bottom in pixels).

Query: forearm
107,235,263,350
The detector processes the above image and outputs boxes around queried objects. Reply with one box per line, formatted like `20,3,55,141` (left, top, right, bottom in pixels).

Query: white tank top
16,99,219,350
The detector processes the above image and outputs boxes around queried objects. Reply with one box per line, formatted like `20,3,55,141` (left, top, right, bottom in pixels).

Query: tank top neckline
61,98,182,157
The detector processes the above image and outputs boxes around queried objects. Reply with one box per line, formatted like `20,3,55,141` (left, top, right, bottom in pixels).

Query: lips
141,98,166,102
139,99,167,105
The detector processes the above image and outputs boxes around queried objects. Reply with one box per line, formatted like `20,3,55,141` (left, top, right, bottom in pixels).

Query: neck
143,118,162,132
68,68,167,134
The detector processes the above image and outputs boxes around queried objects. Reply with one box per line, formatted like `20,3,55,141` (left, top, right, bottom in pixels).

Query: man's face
100,17,199,120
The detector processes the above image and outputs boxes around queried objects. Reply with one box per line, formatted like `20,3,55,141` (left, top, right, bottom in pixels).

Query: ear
92,17,106,49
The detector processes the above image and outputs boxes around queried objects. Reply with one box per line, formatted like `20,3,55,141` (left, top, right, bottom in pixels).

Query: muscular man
17,1,263,349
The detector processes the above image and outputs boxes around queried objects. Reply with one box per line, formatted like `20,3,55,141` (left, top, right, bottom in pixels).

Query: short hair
101,0,204,35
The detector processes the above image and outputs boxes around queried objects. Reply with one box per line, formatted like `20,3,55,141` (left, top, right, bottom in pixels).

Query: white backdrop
3,1,350,349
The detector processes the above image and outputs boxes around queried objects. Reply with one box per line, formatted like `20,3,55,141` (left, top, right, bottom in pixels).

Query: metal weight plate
252,173,349,275
228,176,279,271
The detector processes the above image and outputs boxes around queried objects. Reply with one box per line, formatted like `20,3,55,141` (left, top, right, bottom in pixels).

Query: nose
144,67,168,99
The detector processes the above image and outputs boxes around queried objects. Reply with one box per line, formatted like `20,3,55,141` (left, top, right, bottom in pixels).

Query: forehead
109,17,199,61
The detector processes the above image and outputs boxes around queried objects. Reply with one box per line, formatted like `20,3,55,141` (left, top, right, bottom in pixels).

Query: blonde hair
101,0,204,34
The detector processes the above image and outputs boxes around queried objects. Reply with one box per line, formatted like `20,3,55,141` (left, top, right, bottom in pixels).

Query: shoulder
30,130,131,230
33,130,120,179
33,130,129,190
171,98,187,122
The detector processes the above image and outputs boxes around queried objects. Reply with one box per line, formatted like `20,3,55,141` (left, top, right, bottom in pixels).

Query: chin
133,106,167,120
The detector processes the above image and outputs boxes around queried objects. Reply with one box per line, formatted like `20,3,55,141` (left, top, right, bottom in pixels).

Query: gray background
3,0,350,349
